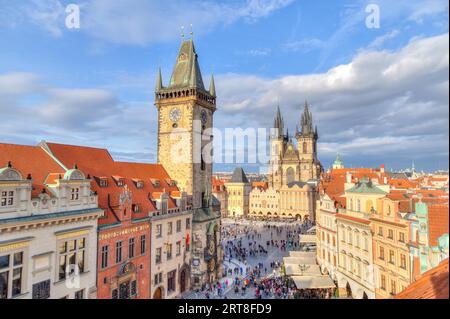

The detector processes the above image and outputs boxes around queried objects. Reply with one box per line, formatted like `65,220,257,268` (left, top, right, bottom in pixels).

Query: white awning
288,251,316,258
283,256,316,265
291,276,336,289
299,234,317,244
285,264,322,276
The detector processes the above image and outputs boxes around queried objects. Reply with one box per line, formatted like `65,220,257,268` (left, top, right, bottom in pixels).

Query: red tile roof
389,179,419,189
396,259,449,299
44,142,181,226
427,204,449,247
0,143,65,198
252,181,268,191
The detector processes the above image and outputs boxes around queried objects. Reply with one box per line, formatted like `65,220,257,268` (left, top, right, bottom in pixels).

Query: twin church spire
273,101,318,139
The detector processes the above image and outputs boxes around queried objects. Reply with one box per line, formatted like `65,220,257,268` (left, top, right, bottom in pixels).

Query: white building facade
0,163,102,299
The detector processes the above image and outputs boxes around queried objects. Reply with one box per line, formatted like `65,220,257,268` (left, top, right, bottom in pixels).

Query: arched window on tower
303,142,307,154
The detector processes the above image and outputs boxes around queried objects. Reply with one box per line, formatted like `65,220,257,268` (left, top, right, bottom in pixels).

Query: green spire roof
156,66,163,92
334,153,343,165
209,74,216,97
169,39,205,90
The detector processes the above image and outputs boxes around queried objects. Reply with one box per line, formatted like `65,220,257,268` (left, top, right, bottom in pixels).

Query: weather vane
190,24,194,38
181,26,185,40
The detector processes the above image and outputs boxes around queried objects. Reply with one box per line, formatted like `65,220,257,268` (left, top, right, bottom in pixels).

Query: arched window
303,142,307,153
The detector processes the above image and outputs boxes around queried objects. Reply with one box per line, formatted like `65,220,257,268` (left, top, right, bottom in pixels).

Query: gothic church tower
296,101,321,181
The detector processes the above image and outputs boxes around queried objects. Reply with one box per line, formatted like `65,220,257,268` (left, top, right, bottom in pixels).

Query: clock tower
155,38,222,288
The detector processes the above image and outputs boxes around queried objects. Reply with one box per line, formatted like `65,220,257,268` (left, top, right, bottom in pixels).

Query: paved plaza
183,218,328,299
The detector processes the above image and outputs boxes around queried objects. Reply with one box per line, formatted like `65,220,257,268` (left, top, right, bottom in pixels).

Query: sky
0,0,448,173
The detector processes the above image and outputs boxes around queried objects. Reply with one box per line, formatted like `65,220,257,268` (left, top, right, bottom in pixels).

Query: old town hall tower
155,38,222,288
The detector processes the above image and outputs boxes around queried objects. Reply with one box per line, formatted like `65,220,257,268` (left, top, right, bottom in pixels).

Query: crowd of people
185,218,337,299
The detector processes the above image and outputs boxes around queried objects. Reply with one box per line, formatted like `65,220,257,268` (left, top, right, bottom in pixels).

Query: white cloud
215,33,449,166
283,38,325,53
0,33,448,170
17,0,295,45
368,29,400,49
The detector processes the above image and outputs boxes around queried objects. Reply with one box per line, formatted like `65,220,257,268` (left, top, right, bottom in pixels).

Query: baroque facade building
0,144,102,299
155,38,222,289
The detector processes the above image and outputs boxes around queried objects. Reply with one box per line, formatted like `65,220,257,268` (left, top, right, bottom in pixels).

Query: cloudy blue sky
0,0,448,173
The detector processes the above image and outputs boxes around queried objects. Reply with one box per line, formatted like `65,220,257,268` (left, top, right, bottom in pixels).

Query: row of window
377,226,406,243
250,203,278,209
98,178,175,189
155,241,186,264
155,218,190,238
340,228,369,251
1,237,88,299
378,246,407,269
379,274,407,295
101,235,147,269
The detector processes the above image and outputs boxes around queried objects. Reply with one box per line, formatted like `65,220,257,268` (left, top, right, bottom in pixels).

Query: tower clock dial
169,108,181,122
201,110,208,125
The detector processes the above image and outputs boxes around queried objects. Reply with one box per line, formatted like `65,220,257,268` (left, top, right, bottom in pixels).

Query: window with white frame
70,188,80,201
0,251,24,299
156,224,162,238
58,238,86,281
1,190,15,207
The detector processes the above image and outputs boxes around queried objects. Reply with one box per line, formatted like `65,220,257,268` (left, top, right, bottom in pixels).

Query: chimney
346,172,352,184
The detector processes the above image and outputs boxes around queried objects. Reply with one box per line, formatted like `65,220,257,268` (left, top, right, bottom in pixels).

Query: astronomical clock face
169,108,181,122
201,110,208,125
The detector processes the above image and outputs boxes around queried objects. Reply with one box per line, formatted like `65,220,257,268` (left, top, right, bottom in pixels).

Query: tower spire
273,104,284,138
301,100,313,135
156,66,163,92
209,74,216,97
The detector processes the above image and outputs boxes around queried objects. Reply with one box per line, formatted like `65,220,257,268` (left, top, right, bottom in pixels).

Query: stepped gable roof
396,258,449,299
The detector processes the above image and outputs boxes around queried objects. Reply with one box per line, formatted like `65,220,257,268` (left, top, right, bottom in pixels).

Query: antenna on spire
190,24,194,38
181,26,185,40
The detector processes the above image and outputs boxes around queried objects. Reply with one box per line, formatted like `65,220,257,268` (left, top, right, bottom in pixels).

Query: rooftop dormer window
70,188,79,201
132,204,140,213
1,191,15,207
133,179,144,189
112,176,125,187
96,177,108,188
151,179,160,188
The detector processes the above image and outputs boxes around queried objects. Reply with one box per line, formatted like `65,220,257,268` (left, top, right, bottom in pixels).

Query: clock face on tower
201,110,208,125
169,108,181,122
